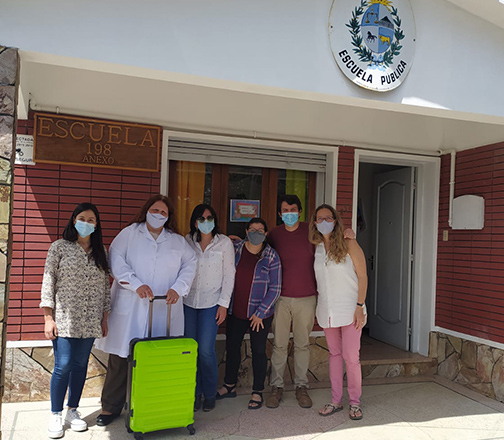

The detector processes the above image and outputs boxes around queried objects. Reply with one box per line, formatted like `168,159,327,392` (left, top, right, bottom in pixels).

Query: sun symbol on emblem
346,0,404,67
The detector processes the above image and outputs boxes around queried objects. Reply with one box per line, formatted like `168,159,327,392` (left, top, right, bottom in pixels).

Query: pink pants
324,324,362,406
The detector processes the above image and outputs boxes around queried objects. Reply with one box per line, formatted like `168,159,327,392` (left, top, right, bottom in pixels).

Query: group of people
40,193,368,439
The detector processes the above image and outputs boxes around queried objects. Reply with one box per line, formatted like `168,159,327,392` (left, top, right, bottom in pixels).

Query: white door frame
353,150,441,356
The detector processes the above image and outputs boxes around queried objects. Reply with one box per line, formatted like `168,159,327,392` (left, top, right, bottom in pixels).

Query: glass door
169,160,316,236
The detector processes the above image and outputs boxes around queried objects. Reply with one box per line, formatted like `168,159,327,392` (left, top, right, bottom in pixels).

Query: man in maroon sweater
266,194,317,409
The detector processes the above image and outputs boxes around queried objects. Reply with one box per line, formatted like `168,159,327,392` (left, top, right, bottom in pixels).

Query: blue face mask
75,220,95,238
282,212,299,227
197,220,215,235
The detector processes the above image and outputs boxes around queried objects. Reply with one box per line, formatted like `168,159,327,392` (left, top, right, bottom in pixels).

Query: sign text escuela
329,0,416,92
34,113,161,172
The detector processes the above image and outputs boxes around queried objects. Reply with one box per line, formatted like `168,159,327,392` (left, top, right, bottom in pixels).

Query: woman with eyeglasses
183,204,236,412
309,204,367,421
216,217,282,410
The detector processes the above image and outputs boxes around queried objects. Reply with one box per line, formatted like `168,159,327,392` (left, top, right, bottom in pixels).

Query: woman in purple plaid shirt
216,217,282,410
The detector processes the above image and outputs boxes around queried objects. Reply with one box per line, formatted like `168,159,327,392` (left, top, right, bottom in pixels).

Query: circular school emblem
329,0,416,92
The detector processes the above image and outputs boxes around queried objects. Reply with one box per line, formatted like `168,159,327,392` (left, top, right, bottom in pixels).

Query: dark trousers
224,314,273,392
101,354,128,414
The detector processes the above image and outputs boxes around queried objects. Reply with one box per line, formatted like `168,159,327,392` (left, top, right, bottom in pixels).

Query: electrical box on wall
452,195,485,230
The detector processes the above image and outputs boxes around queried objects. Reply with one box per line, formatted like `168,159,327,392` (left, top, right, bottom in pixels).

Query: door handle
368,255,374,271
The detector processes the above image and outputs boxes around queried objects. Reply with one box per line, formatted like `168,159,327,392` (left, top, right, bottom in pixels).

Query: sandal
349,405,363,420
318,403,344,416
248,391,263,410
216,383,237,400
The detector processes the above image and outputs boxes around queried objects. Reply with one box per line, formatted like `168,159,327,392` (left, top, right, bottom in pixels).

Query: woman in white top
309,204,367,421
184,204,235,412
94,194,197,426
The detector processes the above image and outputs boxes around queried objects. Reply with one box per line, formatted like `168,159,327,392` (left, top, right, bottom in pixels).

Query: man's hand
344,228,356,240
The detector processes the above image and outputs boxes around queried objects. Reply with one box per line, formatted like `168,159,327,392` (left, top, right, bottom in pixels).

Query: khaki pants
270,295,316,387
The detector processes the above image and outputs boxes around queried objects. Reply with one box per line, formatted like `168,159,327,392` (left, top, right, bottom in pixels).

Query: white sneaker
47,412,63,439
65,408,87,432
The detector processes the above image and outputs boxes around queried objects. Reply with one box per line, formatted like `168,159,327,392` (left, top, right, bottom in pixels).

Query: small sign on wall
230,200,260,222
33,112,161,172
15,134,35,165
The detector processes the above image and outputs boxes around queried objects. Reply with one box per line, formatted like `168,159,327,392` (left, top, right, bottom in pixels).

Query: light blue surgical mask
146,212,168,229
316,220,335,235
282,212,299,227
75,220,95,238
198,220,215,235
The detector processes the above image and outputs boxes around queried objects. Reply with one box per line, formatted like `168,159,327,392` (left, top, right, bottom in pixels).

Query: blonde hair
309,204,348,263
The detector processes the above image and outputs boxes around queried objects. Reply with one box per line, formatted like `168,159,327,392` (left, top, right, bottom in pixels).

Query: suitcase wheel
133,433,144,440
187,424,196,435
127,427,133,433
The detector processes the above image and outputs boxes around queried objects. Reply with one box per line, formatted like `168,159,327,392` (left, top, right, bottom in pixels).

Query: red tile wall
437,142,504,344
10,120,161,341
337,146,355,226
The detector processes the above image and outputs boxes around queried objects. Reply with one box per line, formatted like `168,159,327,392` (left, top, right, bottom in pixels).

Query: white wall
1,0,504,118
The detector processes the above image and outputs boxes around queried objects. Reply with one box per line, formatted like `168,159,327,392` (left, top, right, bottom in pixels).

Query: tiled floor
2,377,503,440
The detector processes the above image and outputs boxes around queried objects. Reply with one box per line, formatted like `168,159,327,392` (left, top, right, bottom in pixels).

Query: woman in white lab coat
95,194,197,426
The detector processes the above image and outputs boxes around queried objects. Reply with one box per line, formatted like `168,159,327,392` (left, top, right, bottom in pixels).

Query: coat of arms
329,0,415,92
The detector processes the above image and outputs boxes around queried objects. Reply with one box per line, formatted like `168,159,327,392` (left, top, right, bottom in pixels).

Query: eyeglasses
197,215,214,223
248,228,265,234
316,216,335,223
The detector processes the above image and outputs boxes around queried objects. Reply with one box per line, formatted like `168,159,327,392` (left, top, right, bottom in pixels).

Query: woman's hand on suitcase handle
249,314,264,332
165,289,180,304
136,284,154,299
215,306,227,325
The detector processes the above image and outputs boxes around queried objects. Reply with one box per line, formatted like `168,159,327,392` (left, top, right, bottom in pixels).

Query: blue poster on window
230,199,260,222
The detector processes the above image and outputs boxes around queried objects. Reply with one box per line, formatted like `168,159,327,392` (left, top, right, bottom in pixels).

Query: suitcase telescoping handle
148,295,171,338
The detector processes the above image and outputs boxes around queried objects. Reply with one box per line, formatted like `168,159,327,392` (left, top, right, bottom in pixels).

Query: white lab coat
95,222,197,358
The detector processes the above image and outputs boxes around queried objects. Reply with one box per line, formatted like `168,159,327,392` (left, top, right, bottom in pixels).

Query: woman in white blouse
309,204,367,421
184,204,235,412
94,194,197,426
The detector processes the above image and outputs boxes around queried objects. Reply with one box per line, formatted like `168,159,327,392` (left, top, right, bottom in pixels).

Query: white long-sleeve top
314,243,367,328
183,233,236,309
95,222,197,358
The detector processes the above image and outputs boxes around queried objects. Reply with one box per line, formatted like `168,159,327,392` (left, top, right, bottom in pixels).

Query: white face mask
316,220,335,235
146,211,168,229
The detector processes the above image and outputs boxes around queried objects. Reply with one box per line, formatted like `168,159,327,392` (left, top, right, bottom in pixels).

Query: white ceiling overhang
445,0,504,30
19,51,504,156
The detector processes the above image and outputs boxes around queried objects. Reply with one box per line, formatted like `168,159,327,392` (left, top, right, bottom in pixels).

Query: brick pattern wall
437,143,504,344
9,120,161,341
337,146,355,226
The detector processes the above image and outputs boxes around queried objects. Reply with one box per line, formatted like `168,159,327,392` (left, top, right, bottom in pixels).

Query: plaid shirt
230,240,282,319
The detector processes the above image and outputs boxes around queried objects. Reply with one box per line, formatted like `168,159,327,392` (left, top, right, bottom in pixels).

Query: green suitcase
125,296,198,439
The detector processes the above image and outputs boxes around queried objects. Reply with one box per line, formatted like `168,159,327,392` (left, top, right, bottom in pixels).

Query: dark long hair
129,194,178,234
189,204,220,242
62,202,109,272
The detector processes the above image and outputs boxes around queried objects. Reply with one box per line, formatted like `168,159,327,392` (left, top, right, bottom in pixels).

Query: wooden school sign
34,113,161,172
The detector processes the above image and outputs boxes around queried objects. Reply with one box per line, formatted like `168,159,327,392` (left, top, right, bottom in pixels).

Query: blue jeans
50,337,95,412
184,304,219,402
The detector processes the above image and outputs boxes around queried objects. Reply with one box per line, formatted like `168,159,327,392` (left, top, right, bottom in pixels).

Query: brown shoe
265,386,283,408
295,386,312,408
